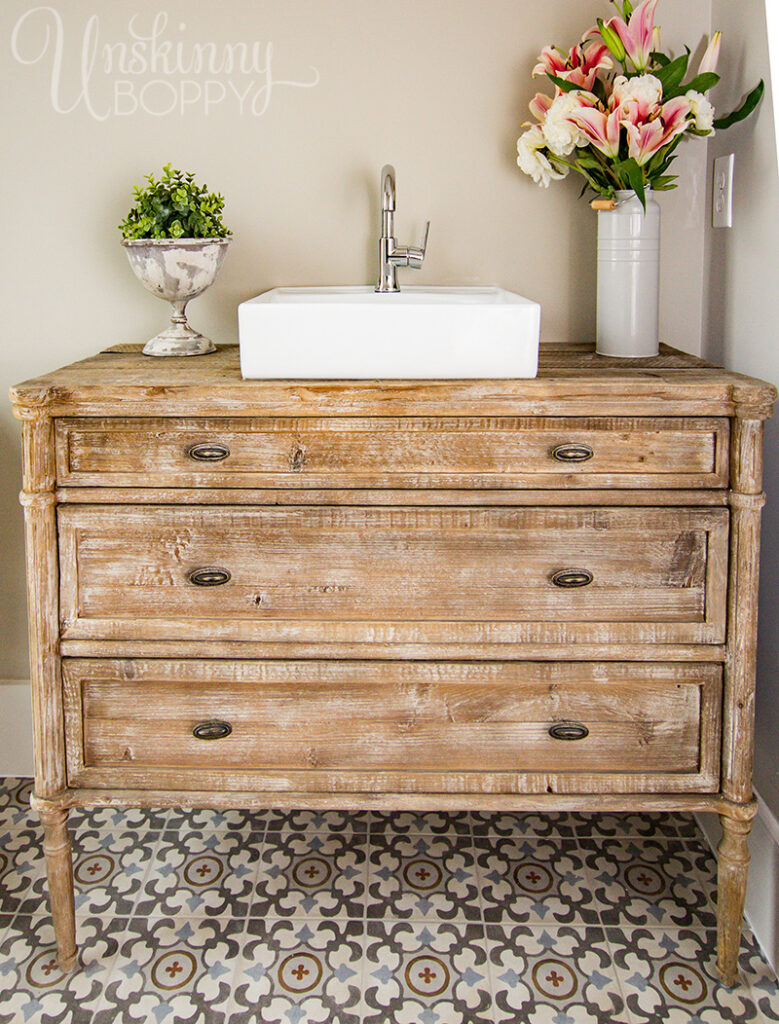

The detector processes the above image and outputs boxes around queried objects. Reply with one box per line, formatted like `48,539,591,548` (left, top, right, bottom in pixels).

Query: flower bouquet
516,0,763,358
516,0,763,207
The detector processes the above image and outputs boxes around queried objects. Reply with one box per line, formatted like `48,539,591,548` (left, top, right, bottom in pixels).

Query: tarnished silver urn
121,238,231,357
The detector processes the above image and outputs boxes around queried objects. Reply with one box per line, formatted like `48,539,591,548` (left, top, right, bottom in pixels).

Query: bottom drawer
62,659,722,794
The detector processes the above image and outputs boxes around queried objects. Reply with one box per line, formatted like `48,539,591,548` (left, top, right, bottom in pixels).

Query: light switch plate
713,154,735,228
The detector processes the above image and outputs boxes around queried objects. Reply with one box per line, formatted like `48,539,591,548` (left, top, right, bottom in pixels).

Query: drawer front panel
55,416,729,489
58,506,728,645
63,659,721,792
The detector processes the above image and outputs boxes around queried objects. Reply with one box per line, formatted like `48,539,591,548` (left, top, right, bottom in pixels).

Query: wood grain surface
11,341,776,986
11,344,777,419
54,415,729,489
57,505,729,645
62,659,719,785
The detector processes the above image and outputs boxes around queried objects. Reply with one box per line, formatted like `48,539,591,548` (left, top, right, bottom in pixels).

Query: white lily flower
542,92,591,156
686,89,715,132
517,125,568,187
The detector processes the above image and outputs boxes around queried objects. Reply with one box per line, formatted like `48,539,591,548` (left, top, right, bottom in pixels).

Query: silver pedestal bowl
121,237,231,357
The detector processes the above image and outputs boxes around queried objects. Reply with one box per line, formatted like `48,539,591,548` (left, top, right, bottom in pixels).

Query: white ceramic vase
596,190,660,358
122,237,231,357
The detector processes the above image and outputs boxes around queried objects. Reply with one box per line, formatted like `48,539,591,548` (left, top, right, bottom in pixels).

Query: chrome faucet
376,164,430,293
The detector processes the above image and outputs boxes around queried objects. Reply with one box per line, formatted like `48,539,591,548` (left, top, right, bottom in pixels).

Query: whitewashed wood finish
54,486,732,507
717,809,756,986
18,411,78,973
18,414,65,797
714,402,771,984
57,505,729,646
58,767,725,798
722,411,769,804
10,343,777,418
37,803,76,971
40,789,757,818
62,659,720,790
54,415,729,489
11,343,777,985
58,639,729,662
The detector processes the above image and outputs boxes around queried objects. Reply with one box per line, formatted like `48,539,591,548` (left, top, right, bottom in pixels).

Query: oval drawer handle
551,443,594,464
551,568,593,588
187,567,232,587
192,719,232,741
187,442,230,462
549,722,590,742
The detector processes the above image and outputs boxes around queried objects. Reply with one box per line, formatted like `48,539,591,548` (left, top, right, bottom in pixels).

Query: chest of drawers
11,343,775,986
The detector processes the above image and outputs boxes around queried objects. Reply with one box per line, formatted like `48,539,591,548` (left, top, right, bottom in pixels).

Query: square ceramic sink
238,286,540,379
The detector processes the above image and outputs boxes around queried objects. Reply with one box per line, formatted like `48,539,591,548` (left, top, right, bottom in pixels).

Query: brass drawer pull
551,443,594,464
187,442,231,462
187,567,232,587
551,568,593,588
192,719,232,741
549,722,590,742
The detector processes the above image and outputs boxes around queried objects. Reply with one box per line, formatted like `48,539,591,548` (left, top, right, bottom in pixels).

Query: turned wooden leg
39,806,77,972
716,812,753,986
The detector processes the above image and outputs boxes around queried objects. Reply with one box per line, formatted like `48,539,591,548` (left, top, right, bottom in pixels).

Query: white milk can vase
596,190,660,358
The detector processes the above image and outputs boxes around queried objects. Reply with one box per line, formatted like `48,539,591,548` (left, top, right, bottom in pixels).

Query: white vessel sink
238,286,540,379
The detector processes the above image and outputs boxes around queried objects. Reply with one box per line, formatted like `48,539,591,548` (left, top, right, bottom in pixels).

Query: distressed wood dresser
10,343,776,985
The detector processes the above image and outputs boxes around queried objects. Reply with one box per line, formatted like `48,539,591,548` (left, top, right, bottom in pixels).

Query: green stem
553,157,611,196
588,148,623,188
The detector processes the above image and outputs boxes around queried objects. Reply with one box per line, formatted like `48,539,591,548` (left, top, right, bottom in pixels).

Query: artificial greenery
118,164,231,240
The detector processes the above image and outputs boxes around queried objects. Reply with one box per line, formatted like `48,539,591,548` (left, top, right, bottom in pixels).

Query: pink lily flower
533,45,569,78
533,37,613,91
605,0,659,71
569,105,623,158
578,40,614,85
529,92,553,122
698,31,722,75
623,95,692,164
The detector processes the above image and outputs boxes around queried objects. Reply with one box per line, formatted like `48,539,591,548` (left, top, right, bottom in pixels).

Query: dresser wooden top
10,344,776,419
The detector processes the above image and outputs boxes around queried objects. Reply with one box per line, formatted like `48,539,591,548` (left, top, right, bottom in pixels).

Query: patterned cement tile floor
0,777,777,1024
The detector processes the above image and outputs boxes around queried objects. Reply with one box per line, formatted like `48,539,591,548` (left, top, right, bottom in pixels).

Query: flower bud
597,18,627,63
698,31,722,75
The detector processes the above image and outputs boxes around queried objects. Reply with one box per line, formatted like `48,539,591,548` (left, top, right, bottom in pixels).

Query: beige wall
0,0,710,678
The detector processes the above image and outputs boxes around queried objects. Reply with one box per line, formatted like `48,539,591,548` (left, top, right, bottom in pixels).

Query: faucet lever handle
420,220,430,255
406,221,430,269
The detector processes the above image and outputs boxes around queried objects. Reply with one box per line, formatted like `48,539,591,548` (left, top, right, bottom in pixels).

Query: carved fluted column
14,403,77,970
716,387,774,984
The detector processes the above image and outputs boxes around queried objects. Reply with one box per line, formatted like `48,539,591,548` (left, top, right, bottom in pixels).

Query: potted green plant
119,164,232,357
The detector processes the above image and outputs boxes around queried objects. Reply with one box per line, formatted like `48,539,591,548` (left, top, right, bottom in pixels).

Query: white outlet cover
713,153,735,229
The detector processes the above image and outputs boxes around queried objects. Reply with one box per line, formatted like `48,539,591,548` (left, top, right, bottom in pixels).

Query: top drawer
54,416,730,490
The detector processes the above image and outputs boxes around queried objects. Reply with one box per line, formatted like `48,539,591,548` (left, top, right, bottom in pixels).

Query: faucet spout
375,164,429,294
380,164,396,213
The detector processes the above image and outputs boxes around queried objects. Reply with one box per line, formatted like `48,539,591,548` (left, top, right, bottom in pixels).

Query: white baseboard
697,792,779,974
0,680,33,777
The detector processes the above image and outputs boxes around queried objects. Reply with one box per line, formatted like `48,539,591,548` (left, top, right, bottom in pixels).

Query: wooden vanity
10,343,775,985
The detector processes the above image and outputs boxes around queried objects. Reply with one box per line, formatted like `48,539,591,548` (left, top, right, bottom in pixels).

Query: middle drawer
58,505,728,646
